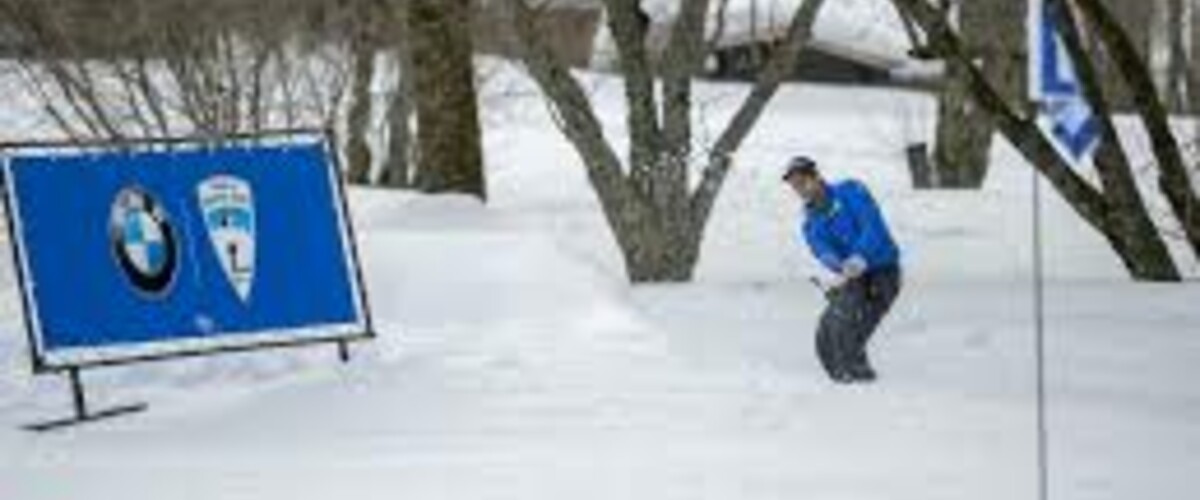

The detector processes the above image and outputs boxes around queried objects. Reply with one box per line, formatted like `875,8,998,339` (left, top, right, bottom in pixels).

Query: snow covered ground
2,63,1200,500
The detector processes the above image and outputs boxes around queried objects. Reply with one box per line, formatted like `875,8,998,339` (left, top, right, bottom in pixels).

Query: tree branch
1044,0,1146,215
660,0,712,209
601,0,663,183
1070,0,1200,256
691,0,827,229
890,0,1110,234
501,0,637,222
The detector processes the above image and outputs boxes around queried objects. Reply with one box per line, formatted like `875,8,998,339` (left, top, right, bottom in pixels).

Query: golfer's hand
825,273,849,291
841,255,868,280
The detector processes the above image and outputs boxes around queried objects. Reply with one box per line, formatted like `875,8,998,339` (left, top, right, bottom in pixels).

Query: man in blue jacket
782,156,902,384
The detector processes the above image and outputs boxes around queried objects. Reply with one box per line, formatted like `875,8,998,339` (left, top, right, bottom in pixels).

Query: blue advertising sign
2,133,371,369
1030,0,1100,164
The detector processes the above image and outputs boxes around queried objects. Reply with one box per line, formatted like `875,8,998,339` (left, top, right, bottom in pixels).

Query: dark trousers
816,266,902,380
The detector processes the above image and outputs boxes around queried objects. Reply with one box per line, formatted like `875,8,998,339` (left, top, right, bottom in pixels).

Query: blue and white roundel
109,187,179,296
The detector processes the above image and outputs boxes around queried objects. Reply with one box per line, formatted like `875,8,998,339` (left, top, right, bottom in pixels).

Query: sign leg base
23,402,148,432
22,367,148,432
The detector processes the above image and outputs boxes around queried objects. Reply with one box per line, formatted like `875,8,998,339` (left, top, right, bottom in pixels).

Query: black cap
781,156,817,181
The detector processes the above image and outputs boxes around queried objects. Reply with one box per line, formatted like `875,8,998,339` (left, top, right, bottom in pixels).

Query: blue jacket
801,180,900,274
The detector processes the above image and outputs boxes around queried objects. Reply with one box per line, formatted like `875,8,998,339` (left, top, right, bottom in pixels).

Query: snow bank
1,61,1199,500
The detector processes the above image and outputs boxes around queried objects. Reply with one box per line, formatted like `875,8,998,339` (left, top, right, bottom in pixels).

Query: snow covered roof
710,0,909,67
587,0,914,70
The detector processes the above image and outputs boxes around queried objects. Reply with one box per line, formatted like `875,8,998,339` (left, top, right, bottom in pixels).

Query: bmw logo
109,186,179,297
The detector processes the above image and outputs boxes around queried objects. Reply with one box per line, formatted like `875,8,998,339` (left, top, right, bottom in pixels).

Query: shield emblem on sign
198,175,256,302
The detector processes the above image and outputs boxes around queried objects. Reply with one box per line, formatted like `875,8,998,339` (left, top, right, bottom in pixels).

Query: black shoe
830,370,856,384
847,364,877,383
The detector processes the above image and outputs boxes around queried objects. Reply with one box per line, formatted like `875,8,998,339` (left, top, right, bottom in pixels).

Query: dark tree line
0,0,485,200
4,0,1197,283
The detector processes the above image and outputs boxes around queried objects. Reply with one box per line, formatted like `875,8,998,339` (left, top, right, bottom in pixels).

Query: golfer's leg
850,269,902,369
828,281,870,378
815,305,842,379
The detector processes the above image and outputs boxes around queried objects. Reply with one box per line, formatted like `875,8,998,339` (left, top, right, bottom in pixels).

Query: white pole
1028,2,1050,496
1032,162,1049,500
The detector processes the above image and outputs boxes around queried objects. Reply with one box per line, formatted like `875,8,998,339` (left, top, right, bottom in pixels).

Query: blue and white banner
2,133,371,369
1030,0,1100,164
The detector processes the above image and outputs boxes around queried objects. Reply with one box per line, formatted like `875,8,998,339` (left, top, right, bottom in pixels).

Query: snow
591,0,913,71
2,60,1200,500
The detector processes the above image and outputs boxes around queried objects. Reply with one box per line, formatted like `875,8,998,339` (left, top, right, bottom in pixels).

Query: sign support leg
337,340,351,364
23,368,148,432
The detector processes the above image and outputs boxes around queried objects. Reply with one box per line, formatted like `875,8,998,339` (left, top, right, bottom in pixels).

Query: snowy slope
1,62,1200,500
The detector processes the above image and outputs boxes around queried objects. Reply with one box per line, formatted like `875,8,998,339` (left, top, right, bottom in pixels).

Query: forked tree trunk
1072,0,1200,260
503,0,827,282
893,0,1180,281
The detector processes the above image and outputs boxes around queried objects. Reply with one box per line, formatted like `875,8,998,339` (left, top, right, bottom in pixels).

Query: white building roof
587,0,914,70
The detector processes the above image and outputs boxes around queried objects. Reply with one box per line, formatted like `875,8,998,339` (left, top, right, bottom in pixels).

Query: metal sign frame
1,128,375,375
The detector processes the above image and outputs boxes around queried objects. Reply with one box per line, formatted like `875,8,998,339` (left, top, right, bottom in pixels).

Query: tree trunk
411,0,485,200
379,47,415,189
1164,0,1188,113
377,0,416,189
929,0,994,189
1190,0,1200,115
616,206,703,283
893,0,1180,281
928,0,1024,189
344,32,375,185
503,0,825,283
1095,0,1150,111
932,61,993,188
603,0,664,199
1046,0,1179,280
1071,0,1200,260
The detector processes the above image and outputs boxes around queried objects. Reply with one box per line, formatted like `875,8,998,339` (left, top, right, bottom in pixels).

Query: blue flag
1030,0,1100,164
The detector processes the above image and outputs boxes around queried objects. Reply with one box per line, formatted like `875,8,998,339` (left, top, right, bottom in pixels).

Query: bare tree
501,0,827,282
2,0,353,142
893,0,1180,280
1070,0,1200,259
926,0,1025,189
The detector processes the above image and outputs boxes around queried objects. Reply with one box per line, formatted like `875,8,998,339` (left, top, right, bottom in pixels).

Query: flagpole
1028,1,1056,498
1032,156,1049,500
